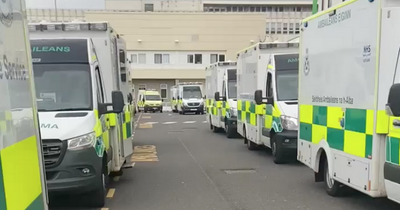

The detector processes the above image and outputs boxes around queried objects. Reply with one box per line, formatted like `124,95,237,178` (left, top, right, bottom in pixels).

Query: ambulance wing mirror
214,92,225,101
111,91,124,113
386,84,400,117
172,97,175,100
254,90,272,105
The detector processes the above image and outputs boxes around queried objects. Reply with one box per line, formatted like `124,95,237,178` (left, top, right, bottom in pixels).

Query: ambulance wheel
225,119,235,138
244,127,257,150
87,162,108,207
271,136,285,164
324,158,344,197
160,110,163,113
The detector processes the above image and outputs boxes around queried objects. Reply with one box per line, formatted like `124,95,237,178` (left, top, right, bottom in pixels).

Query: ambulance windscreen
276,70,298,101
33,63,92,111
183,86,202,99
274,53,299,71
30,39,89,64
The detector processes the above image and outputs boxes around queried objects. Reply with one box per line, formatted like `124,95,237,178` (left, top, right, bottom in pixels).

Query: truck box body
237,42,299,163
0,0,48,209
205,61,238,137
298,0,400,203
27,21,134,207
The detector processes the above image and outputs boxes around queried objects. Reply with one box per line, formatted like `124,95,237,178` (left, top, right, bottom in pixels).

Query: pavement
50,112,399,210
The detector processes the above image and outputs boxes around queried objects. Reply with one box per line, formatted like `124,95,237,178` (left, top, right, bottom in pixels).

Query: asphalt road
51,111,399,210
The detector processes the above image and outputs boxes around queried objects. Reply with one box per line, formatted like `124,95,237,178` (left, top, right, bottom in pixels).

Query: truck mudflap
45,145,102,195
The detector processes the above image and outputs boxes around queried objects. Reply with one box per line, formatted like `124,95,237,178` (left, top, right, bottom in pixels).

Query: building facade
26,0,312,102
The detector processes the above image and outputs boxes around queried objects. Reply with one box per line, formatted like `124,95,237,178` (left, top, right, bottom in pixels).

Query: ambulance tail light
28,22,108,32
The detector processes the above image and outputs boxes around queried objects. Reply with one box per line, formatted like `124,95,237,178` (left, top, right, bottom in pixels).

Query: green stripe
26,193,45,210
312,0,318,14
388,137,400,164
327,127,344,151
313,105,327,126
345,108,366,133
126,122,132,137
0,153,6,210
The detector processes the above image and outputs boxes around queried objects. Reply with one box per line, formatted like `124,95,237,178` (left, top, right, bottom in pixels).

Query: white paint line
162,121,177,124
168,114,172,116
202,121,207,123
143,122,159,125
183,121,196,124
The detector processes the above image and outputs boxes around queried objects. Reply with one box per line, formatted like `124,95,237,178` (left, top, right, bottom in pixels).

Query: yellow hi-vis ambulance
28,21,134,207
0,0,48,209
298,0,400,204
237,42,299,164
205,61,238,138
137,90,163,113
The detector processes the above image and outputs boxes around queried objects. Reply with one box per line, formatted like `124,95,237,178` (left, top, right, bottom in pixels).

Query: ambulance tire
87,162,108,207
271,136,285,164
225,119,235,138
244,127,257,150
324,158,345,197
160,110,163,113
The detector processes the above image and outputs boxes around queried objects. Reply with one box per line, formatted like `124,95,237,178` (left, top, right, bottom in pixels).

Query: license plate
191,109,197,111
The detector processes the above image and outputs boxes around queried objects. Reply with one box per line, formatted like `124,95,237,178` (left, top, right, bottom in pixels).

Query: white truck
176,82,205,115
205,61,238,138
28,21,135,207
237,42,299,164
0,0,49,209
298,0,400,204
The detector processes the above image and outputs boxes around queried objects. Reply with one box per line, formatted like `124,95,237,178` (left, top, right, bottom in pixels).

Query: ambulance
298,0,400,203
0,0,48,209
137,89,163,113
237,42,299,164
170,85,178,113
176,82,205,115
205,61,238,138
28,21,135,207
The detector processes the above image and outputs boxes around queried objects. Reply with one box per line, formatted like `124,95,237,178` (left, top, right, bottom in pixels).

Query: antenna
258,34,267,42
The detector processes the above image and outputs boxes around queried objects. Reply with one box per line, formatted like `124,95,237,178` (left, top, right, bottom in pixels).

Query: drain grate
222,168,257,174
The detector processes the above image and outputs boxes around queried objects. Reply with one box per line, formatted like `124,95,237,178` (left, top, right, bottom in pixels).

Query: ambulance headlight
229,107,237,117
280,115,298,130
67,132,96,150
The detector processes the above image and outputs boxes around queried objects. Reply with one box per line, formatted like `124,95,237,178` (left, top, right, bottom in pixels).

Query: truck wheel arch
314,143,333,183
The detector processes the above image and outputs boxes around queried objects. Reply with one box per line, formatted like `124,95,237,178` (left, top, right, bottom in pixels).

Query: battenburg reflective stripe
299,104,374,158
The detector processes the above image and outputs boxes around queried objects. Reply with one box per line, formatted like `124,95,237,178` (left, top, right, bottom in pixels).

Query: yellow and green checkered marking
237,100,257,126
237,100,283,132
386,115,400,165
299,104,373,159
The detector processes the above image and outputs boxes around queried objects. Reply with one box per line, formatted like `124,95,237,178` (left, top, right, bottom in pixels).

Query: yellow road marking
113,176,120,181
106,188,115,198
142,116,151,119
139,123,153,128
132,145,159,162
101,208,109,210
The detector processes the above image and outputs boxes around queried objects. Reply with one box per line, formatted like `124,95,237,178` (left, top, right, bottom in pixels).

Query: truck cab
206,61,238,138
28,21,134,207
237,42,299,164
140,90,163,113
177,82,205,115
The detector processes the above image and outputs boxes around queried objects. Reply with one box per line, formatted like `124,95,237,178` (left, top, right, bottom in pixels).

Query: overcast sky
25,0,310,9
26,0,106,9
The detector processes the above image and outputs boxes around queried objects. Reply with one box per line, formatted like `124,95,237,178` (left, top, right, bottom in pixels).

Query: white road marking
183,121,196,124
143,122,159,125
162,121,177,124
202,121,207,123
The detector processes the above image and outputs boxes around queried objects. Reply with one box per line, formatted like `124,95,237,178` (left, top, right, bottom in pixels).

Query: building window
210,54,225,63
131,54,138,63
144,4,154,12
138,53,146,64
328,0,332,8
187,54,194,63
154,54,170,64
162,54,170,64
160,84,167,99
138,84,146,90
195,54,202,64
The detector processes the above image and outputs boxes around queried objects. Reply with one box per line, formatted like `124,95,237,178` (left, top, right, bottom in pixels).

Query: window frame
138,84,146,90
194,54,203,64
138,53,146,64
131,54,138,64
160,84,168,99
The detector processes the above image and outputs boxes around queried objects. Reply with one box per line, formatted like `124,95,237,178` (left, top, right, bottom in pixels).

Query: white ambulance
237,42,299,164
0,0,48,208
176,82,205,115
298,0,400,204
28,21,134,207
205,61,238,138
170,86,178,113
